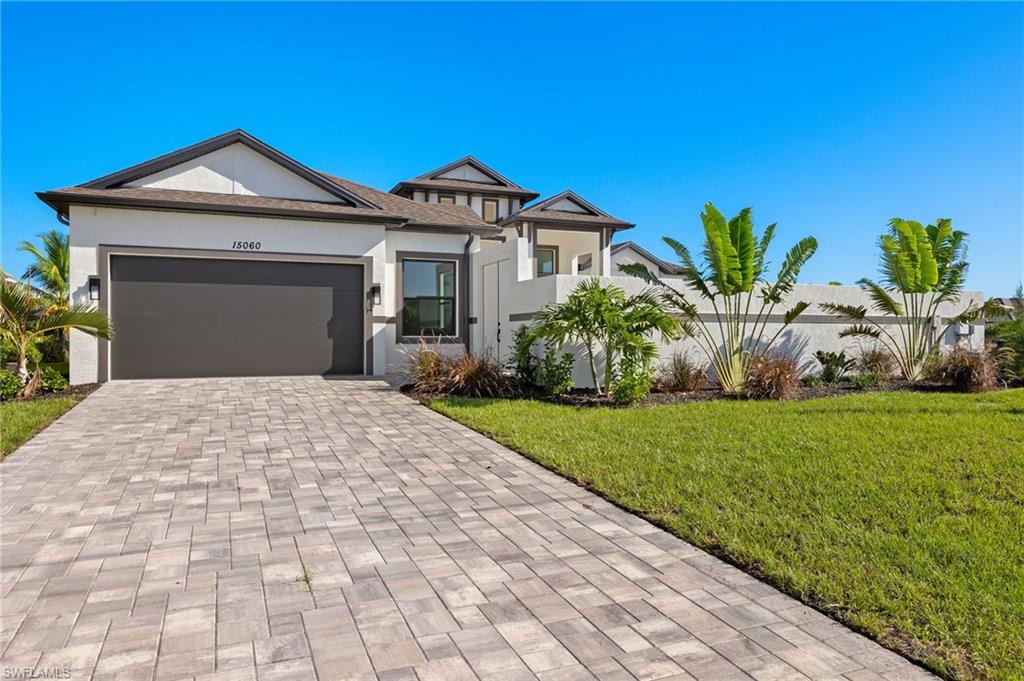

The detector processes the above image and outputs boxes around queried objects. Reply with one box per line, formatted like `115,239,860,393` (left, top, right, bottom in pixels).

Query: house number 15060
232,241,261,250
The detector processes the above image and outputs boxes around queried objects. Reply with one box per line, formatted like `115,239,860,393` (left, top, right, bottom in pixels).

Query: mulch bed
9,383,101,403
407,380,970,407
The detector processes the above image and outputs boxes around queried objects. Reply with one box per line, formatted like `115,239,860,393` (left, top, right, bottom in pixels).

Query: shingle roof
391,155,539,200
611,241,682,274
37,130,497,233
318,173,491,229
393,177,540,198
501,190,634,229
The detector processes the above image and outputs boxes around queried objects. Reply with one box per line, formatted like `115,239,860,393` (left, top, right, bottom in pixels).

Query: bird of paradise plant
821,218,1002,381
621,203,818,393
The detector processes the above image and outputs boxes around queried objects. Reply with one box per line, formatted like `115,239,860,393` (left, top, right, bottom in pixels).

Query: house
41,129,985,385
39,129,639,383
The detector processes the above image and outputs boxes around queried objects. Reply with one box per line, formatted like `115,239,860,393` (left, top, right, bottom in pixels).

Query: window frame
535,245,559,277
396,252,465,343
438,194,456,205
482,198,499,223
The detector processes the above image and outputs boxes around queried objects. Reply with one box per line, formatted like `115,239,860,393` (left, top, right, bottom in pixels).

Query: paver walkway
1,378,932,681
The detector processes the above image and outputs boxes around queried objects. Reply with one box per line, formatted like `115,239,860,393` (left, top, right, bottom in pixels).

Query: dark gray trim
503,310,986,326
395,250,468,345
390,181,539,200
524,190,604,217
39,191,405,226
410,155,526,189
96,245,374,381
372,316,396,324
385,222,501,237
536,244,559,276
501,215,634,231
80,129,378,209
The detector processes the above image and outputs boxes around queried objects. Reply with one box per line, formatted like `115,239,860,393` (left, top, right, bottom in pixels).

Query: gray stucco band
96,244,375,381
506,311,984,326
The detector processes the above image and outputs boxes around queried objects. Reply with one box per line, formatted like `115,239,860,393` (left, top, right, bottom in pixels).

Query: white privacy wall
508,276,986,388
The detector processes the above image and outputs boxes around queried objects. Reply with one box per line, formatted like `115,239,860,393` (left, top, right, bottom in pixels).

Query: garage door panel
110,256,364,379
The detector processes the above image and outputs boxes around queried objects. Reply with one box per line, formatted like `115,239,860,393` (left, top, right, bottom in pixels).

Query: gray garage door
109,256,365,379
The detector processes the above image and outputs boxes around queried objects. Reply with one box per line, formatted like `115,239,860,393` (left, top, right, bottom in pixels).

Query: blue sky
2,2,1021,295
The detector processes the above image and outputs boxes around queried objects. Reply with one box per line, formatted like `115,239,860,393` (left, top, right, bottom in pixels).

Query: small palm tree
822,219,1001,381
531,279,678,394
18,230,70,308
622,203,817,393
1,275,112,396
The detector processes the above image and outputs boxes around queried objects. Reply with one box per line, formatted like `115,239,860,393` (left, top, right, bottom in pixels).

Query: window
401,259,457,337
482,198,499,223
438,194,456,205
536,247,557,277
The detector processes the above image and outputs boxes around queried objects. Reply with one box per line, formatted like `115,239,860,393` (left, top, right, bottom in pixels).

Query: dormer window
438,194,456,205
482,198,499,223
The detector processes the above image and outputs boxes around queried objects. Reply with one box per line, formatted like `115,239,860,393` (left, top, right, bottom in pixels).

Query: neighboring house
38,129,637,383
610,241,683,277
40,129,985,385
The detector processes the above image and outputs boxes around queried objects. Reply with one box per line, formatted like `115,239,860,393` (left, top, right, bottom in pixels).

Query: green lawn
431,390,1024,680
0,398,78,459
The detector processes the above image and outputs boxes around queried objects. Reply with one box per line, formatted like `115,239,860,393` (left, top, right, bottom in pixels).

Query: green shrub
744,355,799,400
0,370,21,401
538,346,575,396
851,372,884,389
40,366,69,393
36,333,66,363
510,325,538,386
802,373,826,388
987,286,1023,382
610,354,653,405
814,350,855,384
657,352,705,392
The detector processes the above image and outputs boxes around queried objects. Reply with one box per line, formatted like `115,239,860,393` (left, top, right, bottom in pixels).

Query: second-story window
438,194,455,205
482,198,499,223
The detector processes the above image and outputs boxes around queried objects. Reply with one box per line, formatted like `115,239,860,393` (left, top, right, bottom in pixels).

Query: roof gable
82,130,377,209
416,156,520,188
525,191,608,217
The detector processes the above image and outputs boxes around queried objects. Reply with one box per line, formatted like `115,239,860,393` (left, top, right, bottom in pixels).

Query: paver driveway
1,378,932,681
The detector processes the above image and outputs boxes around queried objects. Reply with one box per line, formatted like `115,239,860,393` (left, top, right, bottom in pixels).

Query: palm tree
18,229,70,308
822,219,1002,381
621,203,818,393
531,279,678,394
1,274,112,396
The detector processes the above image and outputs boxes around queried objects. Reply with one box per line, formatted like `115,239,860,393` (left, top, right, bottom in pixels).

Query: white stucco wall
126,143,339,202
505,275,986,387
67,205,393,383
383,231,473,375
436,164,497,184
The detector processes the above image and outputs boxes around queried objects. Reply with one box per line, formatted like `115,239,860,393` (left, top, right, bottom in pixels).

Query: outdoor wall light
369,284,382,306
88,277,101,301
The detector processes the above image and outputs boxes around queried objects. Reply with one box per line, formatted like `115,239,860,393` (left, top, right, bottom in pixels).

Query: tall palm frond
18,230,70,307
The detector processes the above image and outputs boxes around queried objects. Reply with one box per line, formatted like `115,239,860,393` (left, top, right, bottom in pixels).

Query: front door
481,259,510,361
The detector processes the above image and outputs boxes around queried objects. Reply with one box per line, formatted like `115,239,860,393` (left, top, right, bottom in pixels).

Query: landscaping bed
429,389,1024,680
